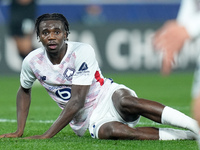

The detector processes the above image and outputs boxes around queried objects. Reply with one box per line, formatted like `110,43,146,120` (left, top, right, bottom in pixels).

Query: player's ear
37,36,41,42
64,31,68,41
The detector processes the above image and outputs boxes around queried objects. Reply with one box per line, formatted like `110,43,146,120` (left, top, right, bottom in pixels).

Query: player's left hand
24,134,49,139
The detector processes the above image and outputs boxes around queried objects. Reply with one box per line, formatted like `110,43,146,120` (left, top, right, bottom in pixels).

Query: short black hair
35,13,70,38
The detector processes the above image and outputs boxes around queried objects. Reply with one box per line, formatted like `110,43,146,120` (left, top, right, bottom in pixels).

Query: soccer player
153,0,200,147
9,0,36,59
0,13,199,140
152,0,200,75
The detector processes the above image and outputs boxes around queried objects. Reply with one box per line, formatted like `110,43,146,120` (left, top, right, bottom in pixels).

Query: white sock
159,128,196,140
161,106,199,134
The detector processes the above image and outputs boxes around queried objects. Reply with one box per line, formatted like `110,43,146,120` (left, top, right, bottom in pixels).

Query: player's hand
24,134,50,139
0,132,22,138
152,20,190,75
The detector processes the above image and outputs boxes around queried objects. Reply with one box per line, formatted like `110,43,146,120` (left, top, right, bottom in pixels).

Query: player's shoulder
67,41,94,53
68,41,92,47
24,47,44,61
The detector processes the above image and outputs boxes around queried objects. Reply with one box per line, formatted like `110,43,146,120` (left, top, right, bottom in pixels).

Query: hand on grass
24,134,50,139
0,132,22,138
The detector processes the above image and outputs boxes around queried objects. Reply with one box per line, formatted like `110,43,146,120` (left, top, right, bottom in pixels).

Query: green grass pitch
0,73,199,150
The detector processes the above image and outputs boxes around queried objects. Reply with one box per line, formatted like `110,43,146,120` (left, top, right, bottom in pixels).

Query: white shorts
89,82,140,139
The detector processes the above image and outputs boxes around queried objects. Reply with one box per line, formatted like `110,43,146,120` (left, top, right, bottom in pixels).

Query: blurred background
0,0,199,75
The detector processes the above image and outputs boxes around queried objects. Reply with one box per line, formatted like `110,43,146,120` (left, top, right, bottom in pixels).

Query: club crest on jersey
63,68,75,80
78,62,88,71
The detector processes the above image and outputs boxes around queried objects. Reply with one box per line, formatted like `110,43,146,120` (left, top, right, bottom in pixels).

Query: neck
48,44,67,65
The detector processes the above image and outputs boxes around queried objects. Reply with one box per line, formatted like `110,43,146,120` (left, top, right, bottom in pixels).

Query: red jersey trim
95,71,104,86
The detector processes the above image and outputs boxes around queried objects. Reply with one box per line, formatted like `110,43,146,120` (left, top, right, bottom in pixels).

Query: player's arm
0,86,31,138
152,20,190,75
193,95,200,126
25,84,90,139
152,0,200,75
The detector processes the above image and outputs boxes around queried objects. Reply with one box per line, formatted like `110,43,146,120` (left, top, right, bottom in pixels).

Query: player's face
39,20,67,54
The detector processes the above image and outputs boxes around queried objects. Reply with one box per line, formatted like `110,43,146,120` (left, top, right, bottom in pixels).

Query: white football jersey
177,0,200,38
20,41,108,136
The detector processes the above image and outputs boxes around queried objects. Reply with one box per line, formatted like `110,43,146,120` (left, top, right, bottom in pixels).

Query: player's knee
98,122,119,140
120,95,140,109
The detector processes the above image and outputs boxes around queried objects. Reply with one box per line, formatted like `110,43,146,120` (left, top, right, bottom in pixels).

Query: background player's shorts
89,82,140,139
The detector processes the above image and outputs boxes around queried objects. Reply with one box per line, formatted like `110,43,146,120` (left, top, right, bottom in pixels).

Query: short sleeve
177,0,200,38
20,56,36,89
72,44,98,85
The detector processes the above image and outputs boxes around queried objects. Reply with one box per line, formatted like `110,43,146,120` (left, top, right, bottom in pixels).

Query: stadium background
0,1,199,149
0,0,199,75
